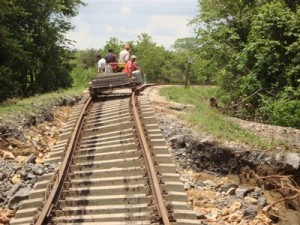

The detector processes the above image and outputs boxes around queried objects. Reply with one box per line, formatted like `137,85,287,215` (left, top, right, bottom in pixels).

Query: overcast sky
66,0,199,50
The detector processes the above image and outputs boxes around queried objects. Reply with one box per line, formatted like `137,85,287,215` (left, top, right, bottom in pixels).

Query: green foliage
134,34,171,82
0,0,85,102
0,66,18,102
191,0,300,128
260,86,300,127
262,99,300,128
239,1,296,89
69,49,100,88
134,34,212,85
172,37,199,51
75,49,100,69
70,66,95,88
0,87,84,129
102,37,123,58
235,1,300,127
159,86,288,150
69,34,197,87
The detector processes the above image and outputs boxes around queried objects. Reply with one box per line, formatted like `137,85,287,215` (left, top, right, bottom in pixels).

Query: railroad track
10,87,200,225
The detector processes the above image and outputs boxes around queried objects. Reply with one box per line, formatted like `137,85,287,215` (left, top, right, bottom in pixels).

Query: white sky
66,0,199,50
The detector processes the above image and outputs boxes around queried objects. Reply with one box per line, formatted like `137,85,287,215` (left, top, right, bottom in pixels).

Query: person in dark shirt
105,48,116,63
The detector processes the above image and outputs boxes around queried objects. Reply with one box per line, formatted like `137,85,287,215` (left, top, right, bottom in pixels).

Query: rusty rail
34,97,92,225
131,87,171,225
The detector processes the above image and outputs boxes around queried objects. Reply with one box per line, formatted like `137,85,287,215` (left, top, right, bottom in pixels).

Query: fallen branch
266,193,299,211
227,88,264,109
260,175,293,180
260,175,300,220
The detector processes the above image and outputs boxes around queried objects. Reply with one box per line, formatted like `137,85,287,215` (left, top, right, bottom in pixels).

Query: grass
0,85,288,151
0,87,85,127
159,86,289,151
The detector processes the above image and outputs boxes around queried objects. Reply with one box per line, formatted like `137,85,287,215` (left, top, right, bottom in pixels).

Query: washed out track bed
159,118,300,225
10,88,200,225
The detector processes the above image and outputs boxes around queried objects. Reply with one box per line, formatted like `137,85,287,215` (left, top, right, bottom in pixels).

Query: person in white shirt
118,43,130,63
96,55,106,74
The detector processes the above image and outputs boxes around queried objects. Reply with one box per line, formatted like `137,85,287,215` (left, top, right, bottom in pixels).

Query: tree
135,33,172,82
192,1,281,87
237,1,300,126
0,0,85,101
102,37,123,58
191,0,300,128
172,37,199,51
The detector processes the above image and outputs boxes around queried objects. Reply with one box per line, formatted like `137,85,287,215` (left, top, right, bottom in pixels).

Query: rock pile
0,155,59,224
181,170,271,224
0,100,76,224
0,156,59,209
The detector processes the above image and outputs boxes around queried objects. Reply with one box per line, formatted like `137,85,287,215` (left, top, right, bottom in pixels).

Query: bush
262,99,300,128
70,67,96,88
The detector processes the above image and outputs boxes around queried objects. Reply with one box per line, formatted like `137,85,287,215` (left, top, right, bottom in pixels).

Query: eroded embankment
0,96,81,224
157,116,300,225
171,135,300,178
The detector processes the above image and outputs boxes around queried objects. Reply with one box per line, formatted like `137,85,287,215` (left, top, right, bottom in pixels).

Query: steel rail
34,97,92,225
131,88,171,225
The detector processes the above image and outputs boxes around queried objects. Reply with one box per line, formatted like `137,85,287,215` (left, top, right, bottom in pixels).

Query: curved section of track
10,87,200,225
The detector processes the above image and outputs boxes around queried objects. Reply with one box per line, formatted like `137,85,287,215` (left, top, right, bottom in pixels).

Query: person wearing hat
118,43,130,64
124,55,143,84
